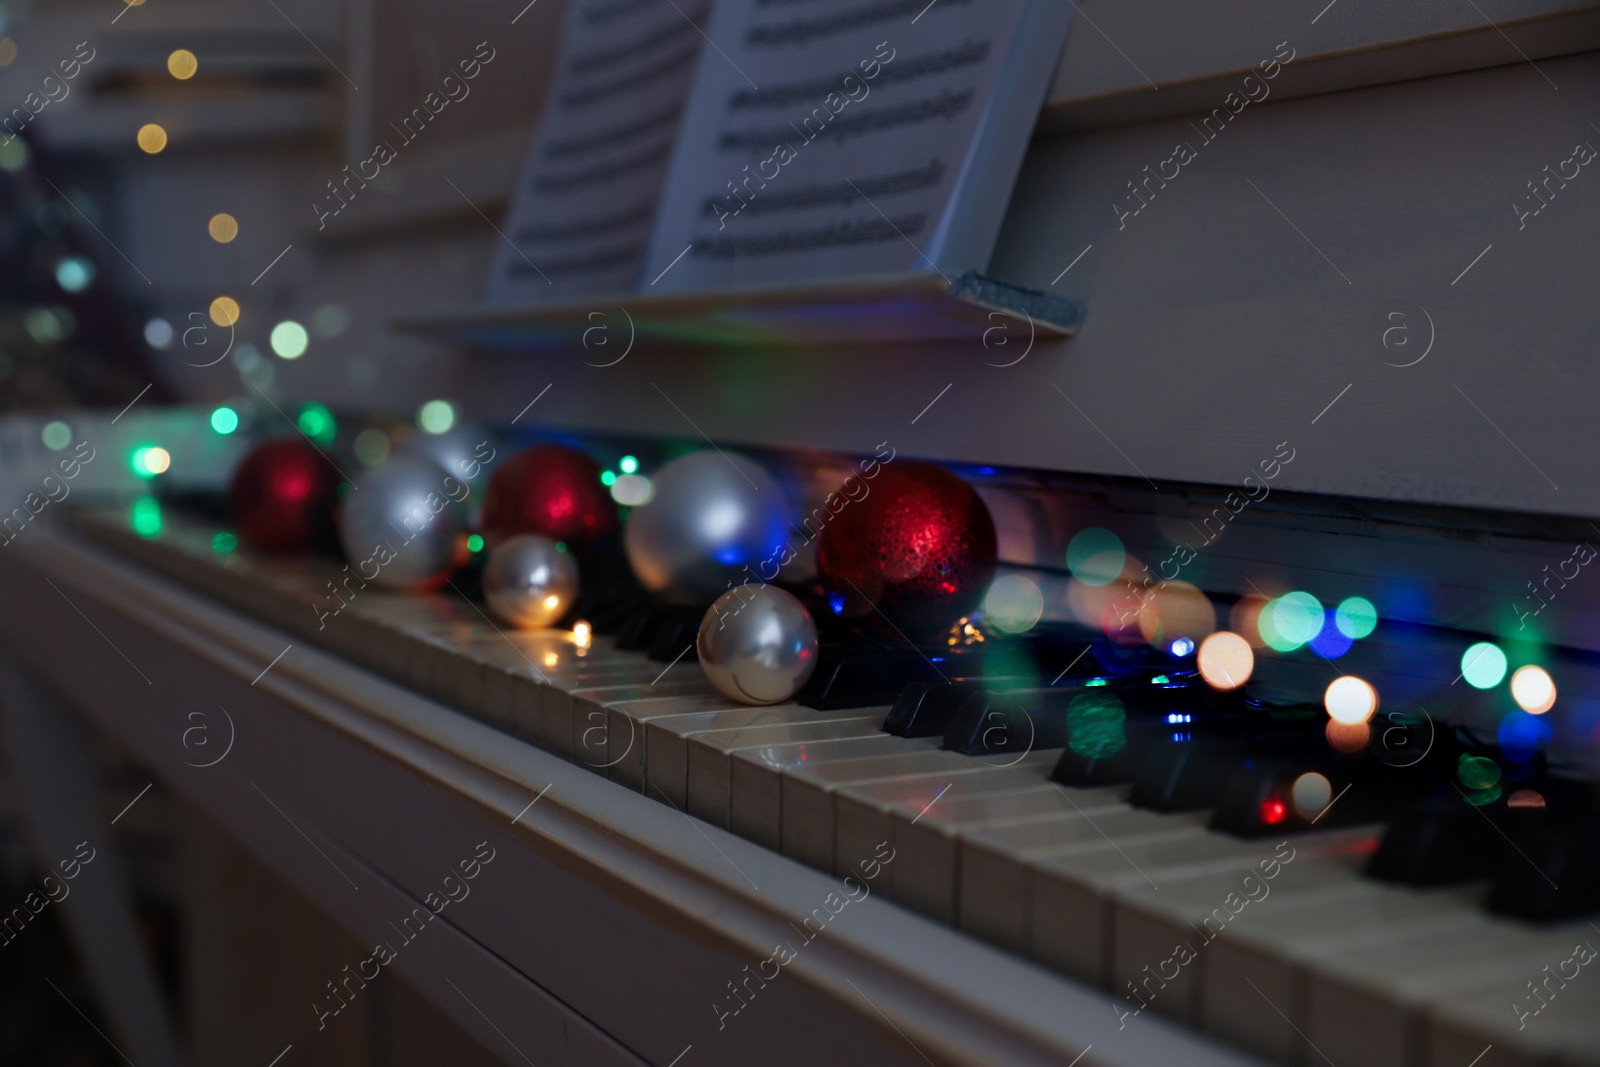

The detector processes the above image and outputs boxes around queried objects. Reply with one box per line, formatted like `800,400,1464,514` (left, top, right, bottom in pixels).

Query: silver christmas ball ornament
483,534,580,629
624,450,791,603
697,584,819,705
396,422,501,493
338,454,469,589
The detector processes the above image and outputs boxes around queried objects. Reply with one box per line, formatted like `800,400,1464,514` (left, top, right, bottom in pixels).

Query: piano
0,1,1598,1066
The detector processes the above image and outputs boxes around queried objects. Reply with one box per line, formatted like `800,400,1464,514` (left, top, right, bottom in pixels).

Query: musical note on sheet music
484,0,708,305
641,0,1073,293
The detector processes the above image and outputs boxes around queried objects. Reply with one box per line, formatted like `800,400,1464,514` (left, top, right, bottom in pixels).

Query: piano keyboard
83,509,1600,1067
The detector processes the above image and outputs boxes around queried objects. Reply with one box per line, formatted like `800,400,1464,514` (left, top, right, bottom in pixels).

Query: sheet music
641,0,1070,292
484,0,708,306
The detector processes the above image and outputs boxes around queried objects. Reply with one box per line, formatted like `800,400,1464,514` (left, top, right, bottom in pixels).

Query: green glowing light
417,399,455,434
619,455,639,474
1067,691,1126,760
600,470,617,486
270,320,309,359
1457,754,1501,791
1066,527,1125,587
353,428,390,466
297,403,335,444
210,406,239,434
54,256,94,293
40,420,71,451
130,496,162,537
212,531,237,552
1461,642,1508,689
1085,677,1109,687
1151,674,1170,685
554,541,567,553
1335,596,1377,640
467,534,484,553
1268,591,1324,651
130,445,154,478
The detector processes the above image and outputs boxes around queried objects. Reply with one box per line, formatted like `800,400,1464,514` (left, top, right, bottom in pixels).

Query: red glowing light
274,468,313,503
1259,797,1288,825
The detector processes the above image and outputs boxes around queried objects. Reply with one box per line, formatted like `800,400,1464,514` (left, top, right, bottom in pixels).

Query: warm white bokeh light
1324,675,1378,725
1292,772,1332,819
1197,631,1253,690
1510,665,1556,714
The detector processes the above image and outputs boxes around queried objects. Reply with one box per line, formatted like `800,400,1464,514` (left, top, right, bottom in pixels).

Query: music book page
484,0,708,306
640,0,1073,293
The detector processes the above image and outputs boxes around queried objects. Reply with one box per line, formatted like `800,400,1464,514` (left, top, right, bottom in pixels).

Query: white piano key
1194,863,1482,1062
1307,917,1600,1067
728,735,946,853
833,764,1063,895
598,694,741,789
966,810,1220,956
683,717,888,827
889,782,1126,924
537,663,703,753
1428,968,1600,1067
1106,833,1387,1033
643,705,871,809
979,812,1241,966
564,679,720,765
778,747,1060,873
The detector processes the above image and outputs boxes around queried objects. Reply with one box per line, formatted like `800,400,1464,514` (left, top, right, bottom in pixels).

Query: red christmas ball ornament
481,444,617,552
228,438,341,552
816,460,997,638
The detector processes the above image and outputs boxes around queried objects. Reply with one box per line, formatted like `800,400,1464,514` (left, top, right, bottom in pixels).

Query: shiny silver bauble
338,454,469,589
395,422,501,494
697,584,818,705
624,450,791,603
483,534,580,629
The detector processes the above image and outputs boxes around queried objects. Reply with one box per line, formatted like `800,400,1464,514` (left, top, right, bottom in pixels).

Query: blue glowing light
978,466,996,475
1171,732,1191,742
1165,713,1192,724
827,592,846,615
1498,710,1553,763
1170,637,1195,657
1309,611,1354,658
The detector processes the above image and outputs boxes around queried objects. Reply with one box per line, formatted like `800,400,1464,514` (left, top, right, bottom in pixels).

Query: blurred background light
1324,675,1377,724
168,48,198,80
271,320,308,359
1197,631,1252,689
1066,527,1125,586
984,574,1045,635
1509,665,1555,714
137,123,168,154
1460,642,1508,689
418,400,455,434
40,420,71,450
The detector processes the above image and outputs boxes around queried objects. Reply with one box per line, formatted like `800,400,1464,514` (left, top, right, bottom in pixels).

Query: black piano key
884,677,1038,738
647,611,701,662
1128,728,1326,812
1368,796,1508,884
943,678,1223,758
1488,823,1600,920
616,604,704,652
798,648,974,710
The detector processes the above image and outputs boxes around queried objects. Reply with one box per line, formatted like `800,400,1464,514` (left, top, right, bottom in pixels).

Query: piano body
0,1,1598,1066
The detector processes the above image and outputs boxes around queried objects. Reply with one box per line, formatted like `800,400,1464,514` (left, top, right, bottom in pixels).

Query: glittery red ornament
816,460,997,638
481,445,617,552
228,438,341,552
